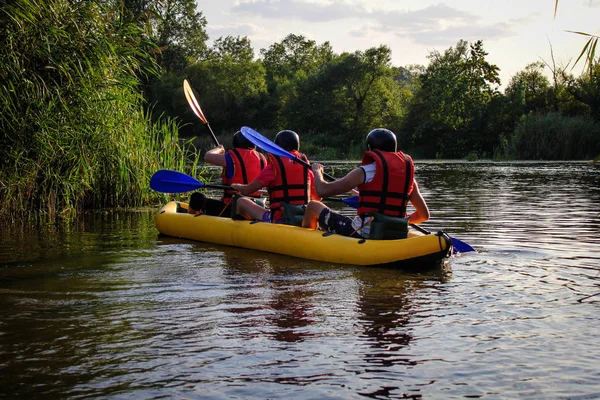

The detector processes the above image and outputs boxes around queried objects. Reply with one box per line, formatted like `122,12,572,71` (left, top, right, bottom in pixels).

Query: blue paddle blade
241,126,294,159
450,238,476,253
241,126,339,182
150,170,205,193
341,195,359,208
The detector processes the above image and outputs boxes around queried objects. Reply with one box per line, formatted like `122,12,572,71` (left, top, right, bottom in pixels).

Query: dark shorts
204,198,231,217
318,208,363,238
190,192,231,217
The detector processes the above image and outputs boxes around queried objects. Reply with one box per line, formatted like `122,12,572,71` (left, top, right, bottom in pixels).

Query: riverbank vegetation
1,0,599,218
0,0,200,220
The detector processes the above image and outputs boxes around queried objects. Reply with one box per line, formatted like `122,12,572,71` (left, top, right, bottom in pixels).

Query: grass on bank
0,0,202,221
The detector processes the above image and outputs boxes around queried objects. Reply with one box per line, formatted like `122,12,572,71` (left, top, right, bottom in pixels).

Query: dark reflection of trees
353,267,450,399
265,286,316,343
218,250,318,343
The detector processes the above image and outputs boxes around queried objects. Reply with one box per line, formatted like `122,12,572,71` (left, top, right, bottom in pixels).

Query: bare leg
302,201,327,229
235,197,268,220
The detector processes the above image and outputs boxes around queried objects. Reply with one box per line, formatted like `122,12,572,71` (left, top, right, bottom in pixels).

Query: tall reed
0,0,200,220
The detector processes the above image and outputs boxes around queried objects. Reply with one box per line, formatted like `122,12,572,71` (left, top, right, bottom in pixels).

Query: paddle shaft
289,155,337,183
205,123,219,147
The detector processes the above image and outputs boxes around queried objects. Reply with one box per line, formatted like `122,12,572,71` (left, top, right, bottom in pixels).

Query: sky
198,0,600,90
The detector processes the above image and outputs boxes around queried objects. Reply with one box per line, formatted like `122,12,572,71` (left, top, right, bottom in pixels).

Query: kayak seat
368,212,409,240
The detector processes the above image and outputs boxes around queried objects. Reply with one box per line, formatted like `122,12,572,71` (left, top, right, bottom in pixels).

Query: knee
306,200,325,215
236,197,253,211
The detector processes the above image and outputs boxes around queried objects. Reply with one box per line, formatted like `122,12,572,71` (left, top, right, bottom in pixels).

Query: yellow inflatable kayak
155,201,452,269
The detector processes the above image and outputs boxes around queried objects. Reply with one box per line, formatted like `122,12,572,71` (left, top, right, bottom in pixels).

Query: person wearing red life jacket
230,130,320,224
301,128,430,238
194,131,266,216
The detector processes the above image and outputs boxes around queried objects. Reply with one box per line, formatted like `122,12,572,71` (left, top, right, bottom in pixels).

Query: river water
1,161,599,399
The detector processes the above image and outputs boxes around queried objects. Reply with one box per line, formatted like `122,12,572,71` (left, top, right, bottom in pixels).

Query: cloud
208,23,264,39
231,1,523,46
233,0,365,22
409,23,516,46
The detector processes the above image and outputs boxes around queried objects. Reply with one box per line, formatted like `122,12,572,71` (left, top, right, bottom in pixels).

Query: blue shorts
261,211,284,224
318,208,363,238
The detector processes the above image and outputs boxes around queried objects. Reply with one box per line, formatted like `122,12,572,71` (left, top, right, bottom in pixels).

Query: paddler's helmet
366,128,397,152
232,131,255,149
275,130,300,151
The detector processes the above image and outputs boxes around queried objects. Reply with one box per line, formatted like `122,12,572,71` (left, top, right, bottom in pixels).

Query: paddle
183,79,219,146
240,126,343,185
150,170,231,193
240,126,474,253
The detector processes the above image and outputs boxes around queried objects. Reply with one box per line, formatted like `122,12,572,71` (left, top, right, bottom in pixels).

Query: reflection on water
0,162,599,399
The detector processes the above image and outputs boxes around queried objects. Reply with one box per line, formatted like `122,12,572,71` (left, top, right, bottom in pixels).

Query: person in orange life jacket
230,130,321,224
301,128,430,238
196,131,267,216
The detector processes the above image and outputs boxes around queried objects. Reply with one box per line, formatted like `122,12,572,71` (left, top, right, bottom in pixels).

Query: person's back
356,129,414,219
220,132,266,204
230,129,318,224
200,131,266,216
302,128,429,238
264,131,312,223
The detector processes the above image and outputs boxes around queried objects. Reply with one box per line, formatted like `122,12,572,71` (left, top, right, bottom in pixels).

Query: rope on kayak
435,231,453,257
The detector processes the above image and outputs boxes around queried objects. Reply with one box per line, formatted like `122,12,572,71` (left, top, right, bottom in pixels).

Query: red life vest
357,149,414,217
267,151,310,213
221,148,266,204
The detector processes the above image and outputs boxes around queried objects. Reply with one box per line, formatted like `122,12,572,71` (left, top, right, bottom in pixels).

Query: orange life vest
221,148,266,204
357,149,414,217
267,151,310,213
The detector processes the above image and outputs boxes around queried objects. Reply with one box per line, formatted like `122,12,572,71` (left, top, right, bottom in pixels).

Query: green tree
505,62,552,114
283,45,407,155
564,63,600,122
152,0,208,72
121,0,208,73
259,34,334,128
260,33,334,80
404,40,501,158
184,36,267,135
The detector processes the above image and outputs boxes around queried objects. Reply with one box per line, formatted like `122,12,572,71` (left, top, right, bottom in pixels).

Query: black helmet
232,131,255,149
366,128,397,152
275,130,300,151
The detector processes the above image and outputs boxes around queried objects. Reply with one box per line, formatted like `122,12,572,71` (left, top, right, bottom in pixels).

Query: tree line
1,0,599,218
140,1,599,161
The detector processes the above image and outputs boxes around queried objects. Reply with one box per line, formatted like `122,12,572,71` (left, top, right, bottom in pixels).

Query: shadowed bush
506,113,600,160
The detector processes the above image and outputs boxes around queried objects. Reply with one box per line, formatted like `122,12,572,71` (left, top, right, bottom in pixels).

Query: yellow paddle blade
183,79,208,124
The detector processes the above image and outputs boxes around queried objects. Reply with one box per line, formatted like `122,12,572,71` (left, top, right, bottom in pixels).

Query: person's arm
204,145,227,167
407,179,430,224
311,162,364,198
230,165,272,196
230,179,264,196
308,170,322,201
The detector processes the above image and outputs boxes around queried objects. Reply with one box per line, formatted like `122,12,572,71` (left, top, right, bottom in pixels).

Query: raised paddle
183,79,219,146
240,127,475,253
150,170,231,193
